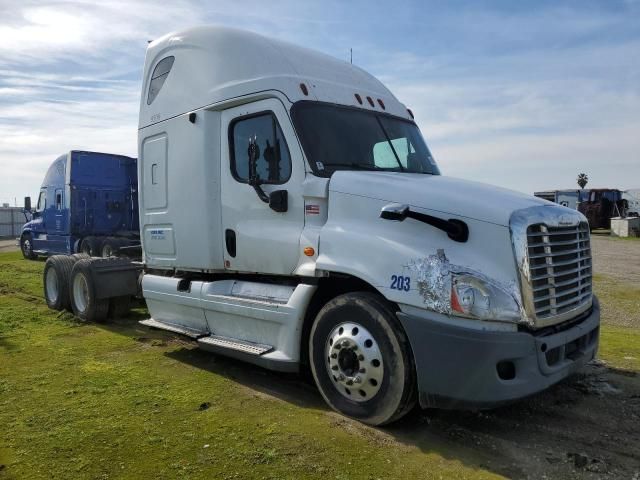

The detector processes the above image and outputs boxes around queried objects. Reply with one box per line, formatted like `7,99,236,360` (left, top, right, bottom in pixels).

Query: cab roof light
366,96,375,107
377,99,385,110
354,93,363,104
300,83,309,96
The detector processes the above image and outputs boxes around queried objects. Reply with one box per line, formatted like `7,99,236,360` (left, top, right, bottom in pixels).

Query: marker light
303,247,315,257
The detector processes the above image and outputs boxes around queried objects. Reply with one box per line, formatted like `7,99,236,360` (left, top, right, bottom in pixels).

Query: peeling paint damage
407,249,524,320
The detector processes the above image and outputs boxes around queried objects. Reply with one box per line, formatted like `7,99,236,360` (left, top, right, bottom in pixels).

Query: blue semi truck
20,150,140,259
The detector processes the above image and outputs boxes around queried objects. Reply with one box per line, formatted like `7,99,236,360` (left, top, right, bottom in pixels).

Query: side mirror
24,196,32,212
380,203,409,221
269,190,288,213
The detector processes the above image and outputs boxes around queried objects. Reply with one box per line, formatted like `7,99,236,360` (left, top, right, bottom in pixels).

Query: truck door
30,188,47,251
220,99,305,275
49,188,67,252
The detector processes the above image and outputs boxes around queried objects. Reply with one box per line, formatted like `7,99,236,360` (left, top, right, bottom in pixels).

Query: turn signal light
303,247,315,257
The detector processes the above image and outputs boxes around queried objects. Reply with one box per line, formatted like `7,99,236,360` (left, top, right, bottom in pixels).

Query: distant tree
577,173,589,189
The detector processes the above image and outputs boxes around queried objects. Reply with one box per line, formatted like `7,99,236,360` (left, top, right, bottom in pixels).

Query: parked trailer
42,27,600,425
534,190,583,210
20,151,140,259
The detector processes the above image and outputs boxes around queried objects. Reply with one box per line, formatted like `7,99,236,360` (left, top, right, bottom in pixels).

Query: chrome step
197,335,273,356
139,318,207,339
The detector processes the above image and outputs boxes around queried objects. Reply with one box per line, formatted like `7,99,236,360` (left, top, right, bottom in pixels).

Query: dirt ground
208,345,640,480
0,239,18,253
591,235,640,286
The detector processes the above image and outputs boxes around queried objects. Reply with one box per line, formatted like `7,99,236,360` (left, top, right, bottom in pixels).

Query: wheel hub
45,268,59,303
72,273,90,313
325,322,384,402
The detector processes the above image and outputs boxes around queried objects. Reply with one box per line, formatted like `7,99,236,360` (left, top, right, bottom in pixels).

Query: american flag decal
305,204,320,215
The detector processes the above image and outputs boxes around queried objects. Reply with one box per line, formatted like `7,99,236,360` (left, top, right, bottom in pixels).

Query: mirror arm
250,180,270,203
380,203,469,243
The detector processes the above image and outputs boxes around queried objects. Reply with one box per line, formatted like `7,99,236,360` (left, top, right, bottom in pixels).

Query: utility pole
350,48,353,64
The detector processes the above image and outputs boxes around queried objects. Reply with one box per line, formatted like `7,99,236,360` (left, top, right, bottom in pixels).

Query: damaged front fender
407,249,527,325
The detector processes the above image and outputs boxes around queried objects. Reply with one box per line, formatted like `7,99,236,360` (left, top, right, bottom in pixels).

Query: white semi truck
42,26,600,425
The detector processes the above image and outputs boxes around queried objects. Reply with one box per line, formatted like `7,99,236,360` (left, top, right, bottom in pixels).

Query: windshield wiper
376,118,405,172
323,162,395,171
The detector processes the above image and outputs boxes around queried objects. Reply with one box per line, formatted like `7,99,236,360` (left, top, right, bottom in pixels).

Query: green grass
0,251,500,480
1,251,639,479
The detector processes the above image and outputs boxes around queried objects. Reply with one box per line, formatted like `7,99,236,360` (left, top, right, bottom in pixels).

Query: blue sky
0,0,639,205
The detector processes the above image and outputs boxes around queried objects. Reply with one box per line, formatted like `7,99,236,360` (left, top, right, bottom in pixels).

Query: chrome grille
526,222,592,320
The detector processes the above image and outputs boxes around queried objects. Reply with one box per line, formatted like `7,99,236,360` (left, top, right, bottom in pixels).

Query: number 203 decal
390,275,411,291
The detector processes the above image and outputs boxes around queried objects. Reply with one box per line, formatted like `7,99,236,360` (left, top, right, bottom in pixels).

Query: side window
147,56,175,105
230,113,292,184
373,138,414,169
55,190,63,210
36,190,46,212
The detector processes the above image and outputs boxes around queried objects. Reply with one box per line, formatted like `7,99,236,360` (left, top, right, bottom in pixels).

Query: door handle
225,229,236,257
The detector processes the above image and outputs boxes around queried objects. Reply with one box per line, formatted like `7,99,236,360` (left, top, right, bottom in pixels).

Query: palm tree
577,173,589,189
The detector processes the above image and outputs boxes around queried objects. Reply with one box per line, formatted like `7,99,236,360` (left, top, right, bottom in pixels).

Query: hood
328,172,549,227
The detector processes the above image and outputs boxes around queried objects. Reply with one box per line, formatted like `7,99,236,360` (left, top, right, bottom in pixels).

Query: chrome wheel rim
325,322,384,402
72,273,90,313
45,268,59,303
22,239,32,256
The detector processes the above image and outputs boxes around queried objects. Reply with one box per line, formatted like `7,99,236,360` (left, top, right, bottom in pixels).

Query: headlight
450,273,521,322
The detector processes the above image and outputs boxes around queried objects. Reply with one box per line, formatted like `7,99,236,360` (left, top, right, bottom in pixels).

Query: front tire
309,292,417,426
20,233,37,260
69,259,109,322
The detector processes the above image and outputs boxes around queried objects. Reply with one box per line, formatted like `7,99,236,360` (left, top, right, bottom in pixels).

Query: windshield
291,102,440,176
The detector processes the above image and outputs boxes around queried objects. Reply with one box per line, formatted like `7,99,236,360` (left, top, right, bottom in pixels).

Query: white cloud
0,0,638,206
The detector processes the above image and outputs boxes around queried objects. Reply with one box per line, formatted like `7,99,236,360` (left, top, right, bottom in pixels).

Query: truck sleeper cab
43,27,600,426
21,150,140,260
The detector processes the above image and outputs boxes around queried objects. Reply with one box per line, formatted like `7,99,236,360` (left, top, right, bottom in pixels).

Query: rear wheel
101,237,120,258
20,233,37,260
43,256,75,310
108,296,131,319
80,237,101,257
69,259,109,322
309,292,417,426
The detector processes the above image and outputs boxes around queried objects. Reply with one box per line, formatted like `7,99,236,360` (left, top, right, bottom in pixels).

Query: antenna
350,48,353,64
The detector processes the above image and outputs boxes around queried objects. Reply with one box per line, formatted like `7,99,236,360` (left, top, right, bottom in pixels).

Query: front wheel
309,292,417,426
20,233,37,260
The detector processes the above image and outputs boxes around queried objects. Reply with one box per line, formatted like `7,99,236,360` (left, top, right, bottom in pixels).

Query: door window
229,112,292,184
36,190,46,212
55,190,63,210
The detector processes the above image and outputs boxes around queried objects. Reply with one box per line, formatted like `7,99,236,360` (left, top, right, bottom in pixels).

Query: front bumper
397,296,600,409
